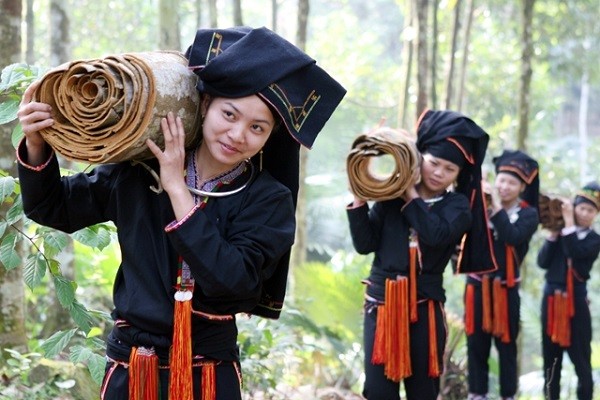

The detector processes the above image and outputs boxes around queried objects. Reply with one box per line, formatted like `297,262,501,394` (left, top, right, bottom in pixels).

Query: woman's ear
200,94,212,118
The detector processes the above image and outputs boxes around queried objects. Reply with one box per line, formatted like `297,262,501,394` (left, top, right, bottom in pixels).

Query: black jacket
347,192,471,302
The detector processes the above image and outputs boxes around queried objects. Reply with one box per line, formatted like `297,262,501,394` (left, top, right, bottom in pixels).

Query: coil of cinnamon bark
538,193,565,231
32,51,201,163
346,127,420,201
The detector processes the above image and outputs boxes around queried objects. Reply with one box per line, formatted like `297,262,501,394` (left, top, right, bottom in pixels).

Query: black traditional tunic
17,146,295,363
465,202,538,398
347,192,471,400
537,227,600,400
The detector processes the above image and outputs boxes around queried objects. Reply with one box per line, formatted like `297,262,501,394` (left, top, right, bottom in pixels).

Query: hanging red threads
566,260,575,318
505,246,516,288
371,304,387,365
202,362,216,400
169,288,193,400
129,346,159,400
409,245,418,323
382,277,412,381
481,275,492,333
427,300,440,377
492,278,510,343
464,283,475,335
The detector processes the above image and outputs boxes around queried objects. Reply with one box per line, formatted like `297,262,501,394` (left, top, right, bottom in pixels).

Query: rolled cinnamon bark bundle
33,51,201,163
347,127,420,201
538,193,565,231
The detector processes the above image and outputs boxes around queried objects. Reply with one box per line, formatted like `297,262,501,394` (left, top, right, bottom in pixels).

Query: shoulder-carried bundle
33,51,202,163
346,127,419,201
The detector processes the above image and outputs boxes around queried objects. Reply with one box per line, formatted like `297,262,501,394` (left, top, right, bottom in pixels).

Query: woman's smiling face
201,95,276,169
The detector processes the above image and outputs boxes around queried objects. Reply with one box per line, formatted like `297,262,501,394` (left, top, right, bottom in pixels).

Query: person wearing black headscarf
16,26,346,400
346,109,489,400
537,181,600,400
464,149,540,400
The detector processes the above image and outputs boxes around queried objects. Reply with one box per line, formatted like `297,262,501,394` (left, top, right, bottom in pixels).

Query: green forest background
1,0,600,399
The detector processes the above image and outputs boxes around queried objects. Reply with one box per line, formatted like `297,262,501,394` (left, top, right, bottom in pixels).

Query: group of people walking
347,110,600,400
14,22,598,400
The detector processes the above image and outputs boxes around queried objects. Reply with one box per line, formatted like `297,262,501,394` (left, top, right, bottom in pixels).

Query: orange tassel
382,278,412,382
481,275,492,333
492,278,510,343
409,246,418,323
464,284,475,335
552,292,571,347
566,263,575,318
371,304,386,364
505,246,516,288
129,347,159,400
202,363,216,400
427,300,440,377
169,292,193,400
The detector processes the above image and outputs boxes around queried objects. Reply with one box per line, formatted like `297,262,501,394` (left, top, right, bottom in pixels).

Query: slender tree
289,0,310,293
159,0,181,50
208,0,218,27
517,0,535,151
415,0,429,118
430,0,439,109
456,0,475,112
0,0,27,364
444,0,462,110
398,1,415,128
233,0,243,26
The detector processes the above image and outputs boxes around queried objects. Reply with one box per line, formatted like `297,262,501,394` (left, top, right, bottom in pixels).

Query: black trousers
362,300,446,400
466,284,520,398
541,294,593,400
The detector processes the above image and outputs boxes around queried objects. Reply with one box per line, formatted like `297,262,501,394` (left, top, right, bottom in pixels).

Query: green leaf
42,230,69,257
68,300,93,334
0,98,19,125
53,275,76,307
69,344,94,364
87,353,107,385
40,328,77,358
5,195,24,225
11,123,23,149
0,176,16,203
0,221,7,238
23,252,47,288
0,232,21,270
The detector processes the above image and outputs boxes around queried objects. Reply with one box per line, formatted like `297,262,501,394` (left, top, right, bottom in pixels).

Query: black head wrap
493,149,540,209
185,26,346,318
416,109,496,274
574,181,600,210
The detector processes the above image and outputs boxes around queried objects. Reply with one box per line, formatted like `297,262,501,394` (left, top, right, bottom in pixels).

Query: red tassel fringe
505,246,516,288
481,275,492,333
464,284,475,335
202,363,216,400
129,347,159,400
427,300,440,377
169,296,193,400
409,246,418,323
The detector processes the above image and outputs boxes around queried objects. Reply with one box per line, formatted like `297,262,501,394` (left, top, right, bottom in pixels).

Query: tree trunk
398,1,414,128
159,0,181,50
515,0,535,383
208,0,218,27
430,0,439,109
415,0,429,119
456,0,475,112
444,0,461,110
40,0,75,338
517,0,535,151
0,0,27,364
578,71,589,185
25,0,35,64
272,0,278,31
233,0,243,26
289,0,310,299
50,0,70,67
